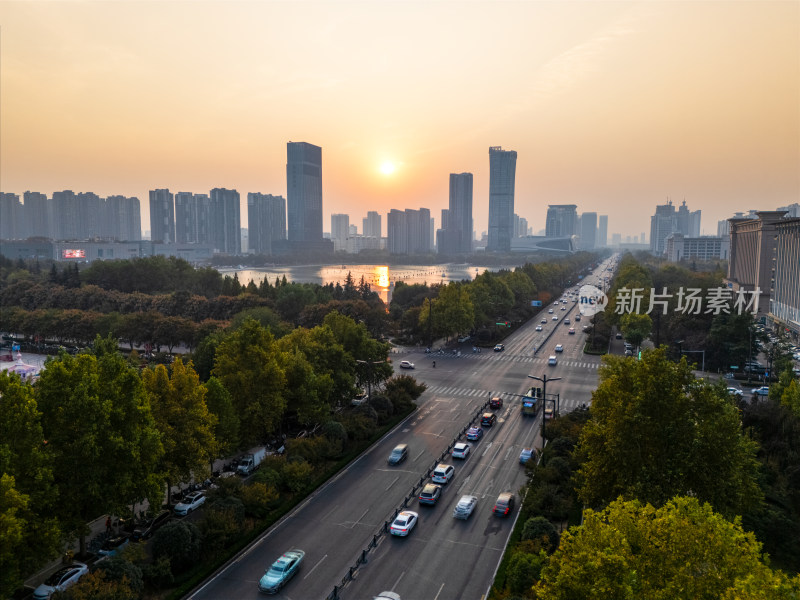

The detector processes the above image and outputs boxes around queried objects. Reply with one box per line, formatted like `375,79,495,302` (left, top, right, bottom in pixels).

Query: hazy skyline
2,1,797,239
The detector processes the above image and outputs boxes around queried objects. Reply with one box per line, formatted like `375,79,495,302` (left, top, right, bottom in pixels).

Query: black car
493,492,515,517
131,510,171,542
480,412,497,427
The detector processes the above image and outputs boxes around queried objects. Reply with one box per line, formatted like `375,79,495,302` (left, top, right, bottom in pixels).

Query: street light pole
427,297,434,351
528,373,561,442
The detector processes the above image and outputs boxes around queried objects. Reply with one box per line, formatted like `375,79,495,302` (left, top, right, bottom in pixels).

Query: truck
237,447,267,476
521,387,540,416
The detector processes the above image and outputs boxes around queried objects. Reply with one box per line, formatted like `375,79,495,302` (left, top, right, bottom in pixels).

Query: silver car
452,495,478,519
33,563,89,599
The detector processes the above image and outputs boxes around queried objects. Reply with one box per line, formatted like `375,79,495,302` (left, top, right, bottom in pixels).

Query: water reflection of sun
374,265,390,288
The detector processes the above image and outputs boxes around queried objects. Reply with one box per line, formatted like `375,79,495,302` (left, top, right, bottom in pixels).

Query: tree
142,359,218,505
213,319,286,445
151,520,202,574
534,496,800,600
0,373,60,597
419,282,474,340
203,377,240,461
577,347,761,517
521,516,560,552
36,344,164,556
619,312,651,349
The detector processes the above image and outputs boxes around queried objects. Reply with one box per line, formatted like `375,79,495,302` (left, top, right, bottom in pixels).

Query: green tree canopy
535,496,800,600
213,319,286,444
577,347,761,517
142,359,218,502
36,347,164,554
0,373,61,596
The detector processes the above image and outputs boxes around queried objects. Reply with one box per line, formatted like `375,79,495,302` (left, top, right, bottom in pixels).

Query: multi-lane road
189,260,615,600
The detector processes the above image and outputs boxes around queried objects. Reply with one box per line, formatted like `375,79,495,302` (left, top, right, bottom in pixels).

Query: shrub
240,482,279,518
283,459,315,494
151,521,202,574
521,517,560,553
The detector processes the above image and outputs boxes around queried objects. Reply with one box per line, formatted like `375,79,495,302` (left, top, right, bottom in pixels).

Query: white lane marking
303,554,327,580
392,570,406,590
481,441,494,457
385,476,399,491
433,582,446,600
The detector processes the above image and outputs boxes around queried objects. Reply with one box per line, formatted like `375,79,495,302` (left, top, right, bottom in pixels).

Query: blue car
466,426,483,441
258,549,305,594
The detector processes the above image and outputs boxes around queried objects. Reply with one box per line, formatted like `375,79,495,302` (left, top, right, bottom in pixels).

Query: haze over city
2,0,797,237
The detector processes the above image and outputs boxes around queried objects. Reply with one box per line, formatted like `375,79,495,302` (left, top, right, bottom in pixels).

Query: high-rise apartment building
363,211,381,238
580,212,597,250
598,215,608,247
149,189,175,244
0,193,22,239
106,195,141,241
545,205,578,237
487,147,517,252
331,213,350,252
23,191,52,239
248,193,285,255
175,192,212,245
287,141,323,243
209,188,241,255
388,208,431,254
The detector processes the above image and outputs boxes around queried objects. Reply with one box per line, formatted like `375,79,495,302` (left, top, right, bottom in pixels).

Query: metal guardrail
324,399,490,600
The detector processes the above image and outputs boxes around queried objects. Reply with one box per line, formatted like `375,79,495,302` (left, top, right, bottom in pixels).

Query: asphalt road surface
189,259,615,600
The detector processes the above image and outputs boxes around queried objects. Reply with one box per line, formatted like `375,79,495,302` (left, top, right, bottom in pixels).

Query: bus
521,387,540,416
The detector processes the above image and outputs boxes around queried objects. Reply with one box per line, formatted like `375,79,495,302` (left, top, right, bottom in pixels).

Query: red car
489,397,503,409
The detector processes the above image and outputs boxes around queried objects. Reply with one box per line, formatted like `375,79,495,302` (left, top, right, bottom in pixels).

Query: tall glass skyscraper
286,141,323,243
487,146,517,252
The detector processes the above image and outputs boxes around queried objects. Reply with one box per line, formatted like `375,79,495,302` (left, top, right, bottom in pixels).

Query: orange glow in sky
1,1,797,238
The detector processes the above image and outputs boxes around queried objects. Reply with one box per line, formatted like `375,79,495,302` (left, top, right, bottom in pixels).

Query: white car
399,360,415,369
174,491,206,515
727,387,744,397
536,325,543,331
452,442,471,459
431,463,455,484
390,511,418,536
552,316,558,321
548,355,558,366
452,495,478,519
555,344,563,352
33,563,89,600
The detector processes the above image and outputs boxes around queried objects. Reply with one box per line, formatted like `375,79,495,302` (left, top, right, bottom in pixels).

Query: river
220,263,506,304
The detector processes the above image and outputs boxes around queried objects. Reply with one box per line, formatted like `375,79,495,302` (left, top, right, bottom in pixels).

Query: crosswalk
424,384,590,412
407,352,600,369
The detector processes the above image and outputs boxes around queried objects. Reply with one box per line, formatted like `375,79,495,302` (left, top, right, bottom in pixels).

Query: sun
380,161,396,175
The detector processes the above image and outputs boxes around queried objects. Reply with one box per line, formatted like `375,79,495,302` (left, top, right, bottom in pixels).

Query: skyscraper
210,188,241,255
487,147,517,252
649,201,679,255
387,208,431,254
149,189,175,243
545,205,578,237
439,173,473,254
248,193,285,255
0,193,22,239
598,215,608,247
580,212,597,250
287,141,323,243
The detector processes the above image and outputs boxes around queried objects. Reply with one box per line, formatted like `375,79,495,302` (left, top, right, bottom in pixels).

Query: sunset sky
2,0,797,239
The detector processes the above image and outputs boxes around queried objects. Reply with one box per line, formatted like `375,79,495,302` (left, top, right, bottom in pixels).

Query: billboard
62,249,86,259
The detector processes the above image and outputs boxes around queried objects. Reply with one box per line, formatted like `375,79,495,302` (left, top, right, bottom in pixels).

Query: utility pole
528,373,561,442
